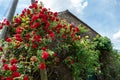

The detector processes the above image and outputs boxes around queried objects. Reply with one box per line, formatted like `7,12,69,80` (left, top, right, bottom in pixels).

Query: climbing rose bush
0,1,81,79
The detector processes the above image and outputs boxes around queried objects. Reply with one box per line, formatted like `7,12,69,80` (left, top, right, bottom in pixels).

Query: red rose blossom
16,37,23,42
32,15,38,22
42,8,47,12
0,46,3,51
42,47,47,51
10,65,18,71
3,64,9,70
32,43,37,49
49,32,55,40
6,38,12,42
12,71,21,77
10,58,17,65
2,59,7,63
26,9,30,14
26,34,30,40
42,51,49,59
30,23,40,29
3,19,10,26
70,24,73,31
14,34,21,38
54,12,58,17
73,27,79,33
0,25,3,29
39,62,46,70
14,34,23,42
16,28,22,34
24,76,29,80
62,34,66,39
15,18,21,24
33,34,41,42
53,53,57,57
5,77,13,80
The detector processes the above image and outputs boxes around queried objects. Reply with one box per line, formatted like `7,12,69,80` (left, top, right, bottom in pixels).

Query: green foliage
78,25,88,33
93,36,120,80
64,39,100,80
93,36,112,51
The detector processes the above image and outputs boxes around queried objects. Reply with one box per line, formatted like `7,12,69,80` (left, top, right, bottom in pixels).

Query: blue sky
0,0,120,50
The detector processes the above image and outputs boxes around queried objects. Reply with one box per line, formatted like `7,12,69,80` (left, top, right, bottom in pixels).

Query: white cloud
39,0,54,9
113,30,120,40
38,0,88,13
39,0,70,11
70,0,88,13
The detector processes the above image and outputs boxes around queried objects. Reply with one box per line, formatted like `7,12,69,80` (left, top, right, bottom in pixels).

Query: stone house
58,10,100,39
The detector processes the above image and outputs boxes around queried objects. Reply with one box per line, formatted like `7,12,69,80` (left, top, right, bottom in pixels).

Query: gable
58,10,100,39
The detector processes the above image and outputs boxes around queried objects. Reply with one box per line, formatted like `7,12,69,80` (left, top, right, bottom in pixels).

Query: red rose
16,28,22,34
62,34,66,39
42,8,47,12
39,62,46,70
42,51,49,59
16,37,23,42
14,33,21,38
10,58,17,65
12,71,21,77
31,2,37,9
6,20,10,26
32,22,40,29
49,32,55,40
47,30,52,34
3,64,9,70
10,65,18,71
14,34,23,42
3,19,10,26
2,59,7,63
32,43,37,49
33,34,41,42
26,34,30,40
32,15,38,22
26,9,30,14
24,76,29,80
56,18,59,21
0,25,3,29
73,27,79,33
6,38,12,42
54,12,58,17
15,18,21,24
70,24,73,31
42,47,47,51
0,46,3,51
5,77,13,80
53,53,57,57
